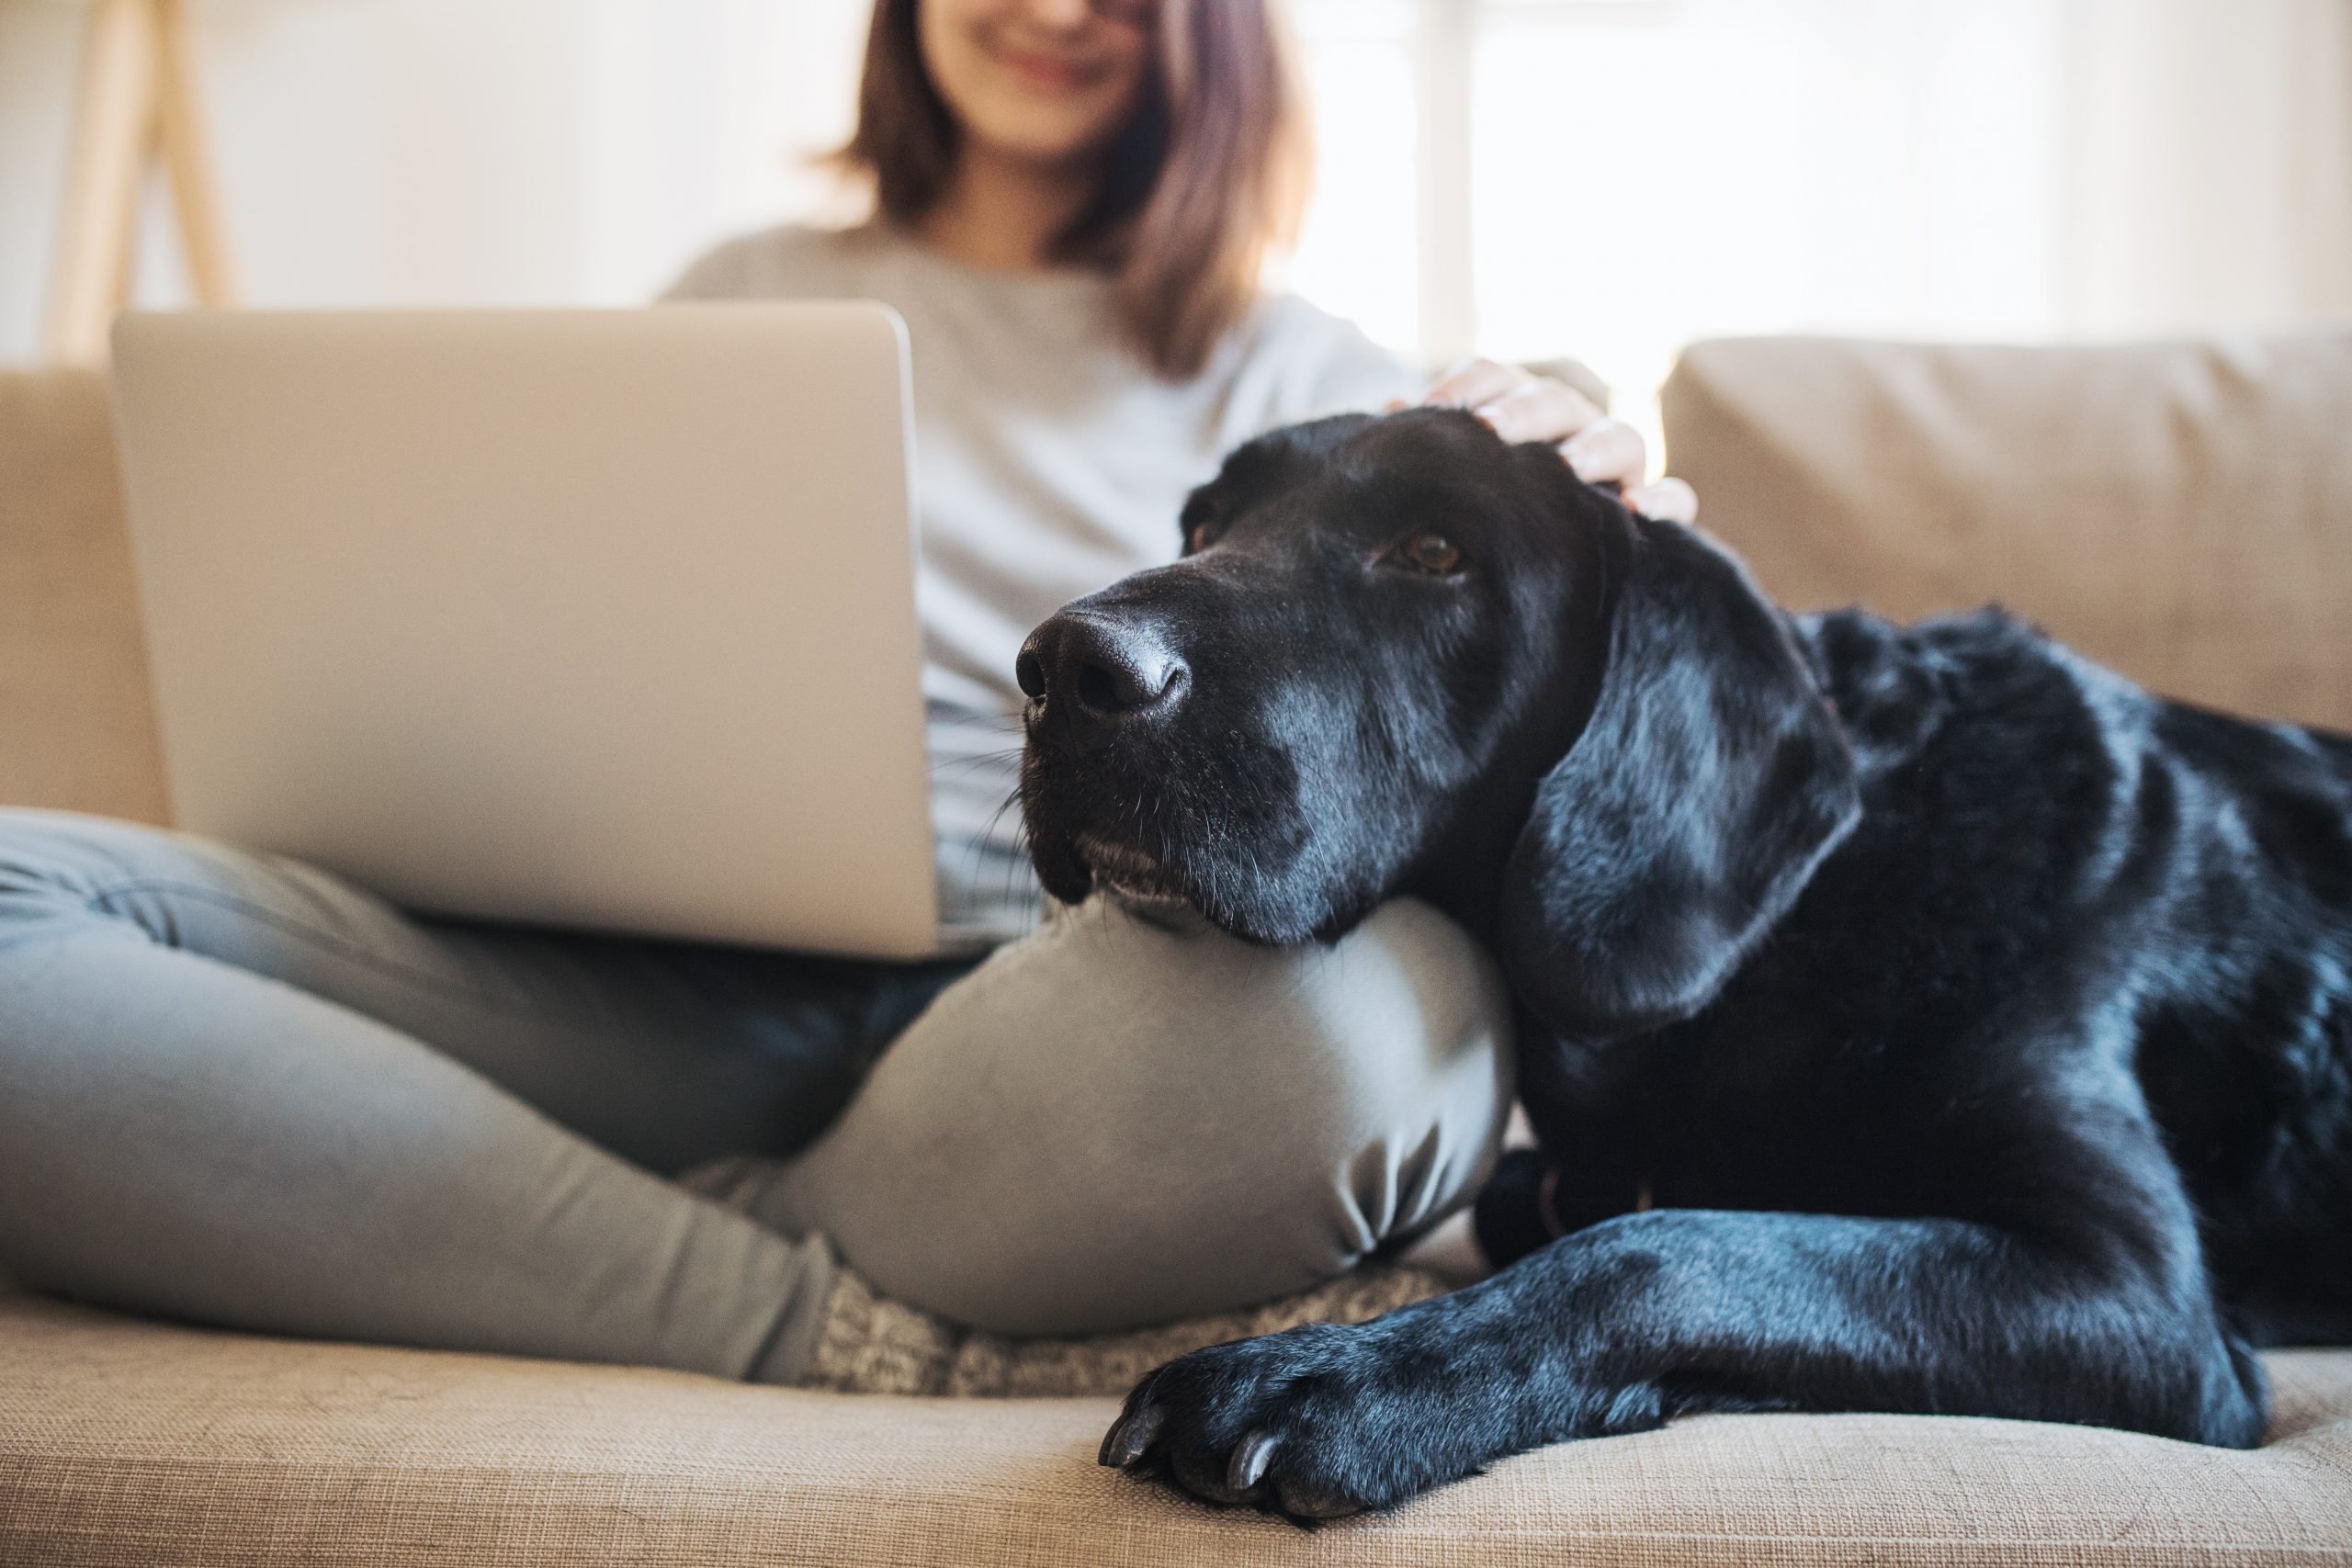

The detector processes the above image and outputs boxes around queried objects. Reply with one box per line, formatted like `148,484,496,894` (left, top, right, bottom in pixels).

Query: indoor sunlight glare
1288,0,2083,465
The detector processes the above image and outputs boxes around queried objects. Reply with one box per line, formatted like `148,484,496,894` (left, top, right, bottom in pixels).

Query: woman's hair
838,0,1311,379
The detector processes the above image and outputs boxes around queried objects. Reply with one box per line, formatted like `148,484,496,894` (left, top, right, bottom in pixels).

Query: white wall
0,0,870,361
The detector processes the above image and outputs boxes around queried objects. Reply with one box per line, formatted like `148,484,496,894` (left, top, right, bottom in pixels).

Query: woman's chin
967,108,1135,172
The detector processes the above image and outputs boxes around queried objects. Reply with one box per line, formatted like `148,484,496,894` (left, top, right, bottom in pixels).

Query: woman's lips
991,43,1101,96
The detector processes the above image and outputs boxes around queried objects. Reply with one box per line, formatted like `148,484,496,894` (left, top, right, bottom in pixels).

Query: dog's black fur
1014,408,2352,1521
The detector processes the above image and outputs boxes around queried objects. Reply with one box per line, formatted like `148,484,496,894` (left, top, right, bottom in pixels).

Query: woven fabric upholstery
1661,332,2352,730
3,1295,2348,1567
0,370,168,824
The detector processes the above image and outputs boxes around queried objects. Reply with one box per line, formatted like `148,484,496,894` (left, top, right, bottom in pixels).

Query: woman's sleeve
1263,297,1426,428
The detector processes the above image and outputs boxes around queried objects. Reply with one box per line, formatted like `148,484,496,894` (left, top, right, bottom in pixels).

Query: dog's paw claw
1099,1404,1162,1469
1099,1324,1444,1519
1228,1428,1280,1491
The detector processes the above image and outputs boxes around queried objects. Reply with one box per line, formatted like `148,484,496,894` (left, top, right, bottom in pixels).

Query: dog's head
1017,408,1860,1037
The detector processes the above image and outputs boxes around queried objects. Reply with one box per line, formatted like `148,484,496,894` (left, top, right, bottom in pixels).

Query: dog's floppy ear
1498,514,1860,1040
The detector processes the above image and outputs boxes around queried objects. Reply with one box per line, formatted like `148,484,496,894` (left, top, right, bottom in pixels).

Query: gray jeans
0,809,1512,1383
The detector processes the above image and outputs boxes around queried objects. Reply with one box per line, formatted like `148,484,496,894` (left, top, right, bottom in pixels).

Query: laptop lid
109,304,939,959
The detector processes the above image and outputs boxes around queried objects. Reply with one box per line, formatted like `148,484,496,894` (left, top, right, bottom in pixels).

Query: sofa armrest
0,370,169,824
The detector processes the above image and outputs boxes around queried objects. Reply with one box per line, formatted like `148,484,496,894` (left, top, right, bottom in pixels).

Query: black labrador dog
1013,407,2352,1521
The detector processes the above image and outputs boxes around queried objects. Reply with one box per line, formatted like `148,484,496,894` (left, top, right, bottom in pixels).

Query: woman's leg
0,808,956,1380
718,895,1516,1337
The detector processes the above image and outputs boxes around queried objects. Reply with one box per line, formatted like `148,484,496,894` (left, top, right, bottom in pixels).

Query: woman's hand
1415,359,1699,525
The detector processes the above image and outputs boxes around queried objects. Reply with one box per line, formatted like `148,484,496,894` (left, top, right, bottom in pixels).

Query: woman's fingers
1417,357,1698,523
1421,358,1530,412
1560,415,1645,489
1625,478,1700,525
1429,360,1614,458
1477,378,1609,446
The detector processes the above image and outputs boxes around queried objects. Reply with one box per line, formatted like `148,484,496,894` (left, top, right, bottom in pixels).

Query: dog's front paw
1097,1323,1471,1521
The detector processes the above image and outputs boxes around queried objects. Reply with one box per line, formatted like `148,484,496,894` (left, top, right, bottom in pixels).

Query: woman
0,0,1692,1384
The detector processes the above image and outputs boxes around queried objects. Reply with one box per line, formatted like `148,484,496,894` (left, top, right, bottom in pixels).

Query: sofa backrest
0,370,169,824
1662,331,2352,730
3,337,2346,829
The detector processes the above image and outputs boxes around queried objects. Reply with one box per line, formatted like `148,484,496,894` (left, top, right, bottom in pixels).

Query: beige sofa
4,339,2350,1565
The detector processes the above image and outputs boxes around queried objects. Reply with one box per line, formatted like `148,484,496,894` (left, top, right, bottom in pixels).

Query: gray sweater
666,223,1419,948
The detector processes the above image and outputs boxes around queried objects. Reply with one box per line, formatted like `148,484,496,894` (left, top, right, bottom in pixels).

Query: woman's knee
0,810,382,977
1095,896,1518,1251
774,895,1514,1335
0,810,177,942
0,810,317,962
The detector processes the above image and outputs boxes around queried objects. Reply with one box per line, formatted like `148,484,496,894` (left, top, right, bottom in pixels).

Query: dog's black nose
1018,613,1187,743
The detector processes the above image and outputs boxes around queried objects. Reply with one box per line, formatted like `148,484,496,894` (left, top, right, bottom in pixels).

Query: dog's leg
1102,1192,2267,1519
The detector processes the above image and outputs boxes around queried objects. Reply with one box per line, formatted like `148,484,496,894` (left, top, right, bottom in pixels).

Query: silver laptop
108,304,940,959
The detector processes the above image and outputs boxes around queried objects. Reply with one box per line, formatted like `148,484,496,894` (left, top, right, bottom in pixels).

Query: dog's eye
1392,531,1464,575
1182,504,1229,554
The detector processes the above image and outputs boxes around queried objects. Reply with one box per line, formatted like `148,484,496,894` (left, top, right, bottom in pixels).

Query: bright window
1283,0,2132,457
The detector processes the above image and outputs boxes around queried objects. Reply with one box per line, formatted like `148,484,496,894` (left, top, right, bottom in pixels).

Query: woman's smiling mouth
989,43,1105,96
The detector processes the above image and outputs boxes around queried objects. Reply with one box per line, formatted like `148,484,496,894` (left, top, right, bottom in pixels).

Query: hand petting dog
1414,357,1700,524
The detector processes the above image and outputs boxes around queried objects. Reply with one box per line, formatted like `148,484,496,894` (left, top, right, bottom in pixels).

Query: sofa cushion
0,371,168,824
3,1295,2347,1567
1661,332,2352,731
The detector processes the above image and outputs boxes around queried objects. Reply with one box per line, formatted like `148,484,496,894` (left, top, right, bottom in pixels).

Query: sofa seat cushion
1661,332,2352,730
4,1295,2348,1567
